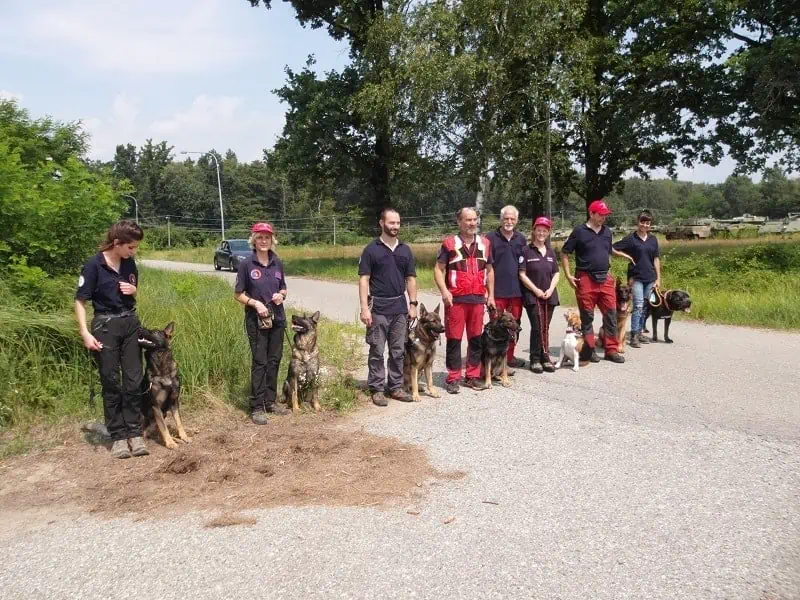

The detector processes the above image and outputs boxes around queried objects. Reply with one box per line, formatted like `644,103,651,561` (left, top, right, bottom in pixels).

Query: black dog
481,309,521,389
282,311,321,412
137,322,190,449
647,289,692,343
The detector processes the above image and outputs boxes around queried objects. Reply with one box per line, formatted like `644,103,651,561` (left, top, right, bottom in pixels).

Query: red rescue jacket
441,234,491,297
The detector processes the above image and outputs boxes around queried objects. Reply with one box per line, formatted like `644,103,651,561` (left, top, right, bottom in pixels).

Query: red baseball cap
533,216,552,229
588,200,612,215
250,222,274,234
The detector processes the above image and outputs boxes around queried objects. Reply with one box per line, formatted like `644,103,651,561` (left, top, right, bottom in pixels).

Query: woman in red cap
518,217,560,373
233,222,289,425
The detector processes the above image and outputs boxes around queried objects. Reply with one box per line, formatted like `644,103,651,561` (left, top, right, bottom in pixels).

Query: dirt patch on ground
0,404,463,523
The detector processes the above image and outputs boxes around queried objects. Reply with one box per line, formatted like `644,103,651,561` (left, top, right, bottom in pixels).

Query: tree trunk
370,129,392,219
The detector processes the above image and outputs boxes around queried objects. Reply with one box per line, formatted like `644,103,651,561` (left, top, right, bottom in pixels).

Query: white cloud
84,93,283,162
3,0,253,75
0,90,24,102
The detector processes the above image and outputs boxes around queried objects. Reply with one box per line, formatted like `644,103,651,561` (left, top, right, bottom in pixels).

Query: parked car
214,239,251,271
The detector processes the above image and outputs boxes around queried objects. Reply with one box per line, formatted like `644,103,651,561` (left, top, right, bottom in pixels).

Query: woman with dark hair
234,222,289,425
518,217,560,373
613,210,662,347
75,220,147,459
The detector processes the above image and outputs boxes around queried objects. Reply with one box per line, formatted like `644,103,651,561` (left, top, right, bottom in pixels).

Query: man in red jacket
434,207,496,394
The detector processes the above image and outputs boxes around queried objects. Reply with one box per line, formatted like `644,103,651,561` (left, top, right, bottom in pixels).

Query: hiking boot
266,402,290,416
542,360,556,373
605,352,625,364
372,392,388,407
464,378,488,391
529,362,544,374
110,439,132,459
128,436,149,457
590,350,601,363
387,389,413,402
507,357,526,369
445,381,460,394
251,408,269,425
629,333,641,349
639,334,651,344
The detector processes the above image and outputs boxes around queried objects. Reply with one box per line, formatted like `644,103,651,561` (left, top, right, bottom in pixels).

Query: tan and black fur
481,309,521,389
598,278,633,352
137,322,190,449
282,311,321,412
402,303,445,402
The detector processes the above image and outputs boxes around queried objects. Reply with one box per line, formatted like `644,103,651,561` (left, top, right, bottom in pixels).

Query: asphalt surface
1,259,798,600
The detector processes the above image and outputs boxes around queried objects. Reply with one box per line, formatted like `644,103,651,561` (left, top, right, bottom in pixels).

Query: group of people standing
360,201,662,404
77,199,661,459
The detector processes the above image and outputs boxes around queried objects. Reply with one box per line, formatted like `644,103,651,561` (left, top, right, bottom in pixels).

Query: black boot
630,333,641,348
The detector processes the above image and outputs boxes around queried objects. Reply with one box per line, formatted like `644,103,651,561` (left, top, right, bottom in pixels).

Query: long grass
0,268,363,457
146,237,800,329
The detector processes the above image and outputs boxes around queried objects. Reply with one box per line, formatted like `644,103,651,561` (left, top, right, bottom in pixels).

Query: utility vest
442,235,491,297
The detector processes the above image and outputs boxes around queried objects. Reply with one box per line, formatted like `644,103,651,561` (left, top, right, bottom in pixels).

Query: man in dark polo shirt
560,199,629,364
358,209,418,406
485,205,527,369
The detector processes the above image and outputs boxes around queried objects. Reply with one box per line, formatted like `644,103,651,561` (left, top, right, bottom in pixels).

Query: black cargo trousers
91,312,144,441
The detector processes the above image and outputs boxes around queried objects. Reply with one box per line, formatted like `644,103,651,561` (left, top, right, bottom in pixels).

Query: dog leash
648,287,674,309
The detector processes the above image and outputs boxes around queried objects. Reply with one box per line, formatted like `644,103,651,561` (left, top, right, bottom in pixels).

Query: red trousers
494,297,523,361
444,302,485,383
575,273,619,355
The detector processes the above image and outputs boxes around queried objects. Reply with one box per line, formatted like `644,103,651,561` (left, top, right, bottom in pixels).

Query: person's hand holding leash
81,331,103,351
408,304,417,320
487,295,496,310
360,307,373,327
119,282,137,296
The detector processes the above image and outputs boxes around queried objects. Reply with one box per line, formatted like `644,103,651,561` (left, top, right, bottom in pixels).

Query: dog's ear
418,303,427,317
311,311,321,324
164,321,175,338
433,303,441,315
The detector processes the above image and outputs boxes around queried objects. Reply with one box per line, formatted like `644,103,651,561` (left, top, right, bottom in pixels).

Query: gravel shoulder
0,259,797,600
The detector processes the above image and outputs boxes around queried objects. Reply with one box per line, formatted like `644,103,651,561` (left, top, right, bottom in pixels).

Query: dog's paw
572,365,580,372
427,390,440,399
501,380,512,388
412,394,422,402
178,435,192,443
165,439,179,450
619,347,626,354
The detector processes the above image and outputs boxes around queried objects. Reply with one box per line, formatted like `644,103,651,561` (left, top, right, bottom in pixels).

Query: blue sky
1,0,745,183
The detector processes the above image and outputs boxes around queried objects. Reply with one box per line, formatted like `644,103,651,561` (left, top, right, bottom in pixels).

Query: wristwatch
409,301,419,306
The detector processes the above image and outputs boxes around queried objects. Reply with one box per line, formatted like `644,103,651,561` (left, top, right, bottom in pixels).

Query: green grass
0,268,363,457
147,237,800,330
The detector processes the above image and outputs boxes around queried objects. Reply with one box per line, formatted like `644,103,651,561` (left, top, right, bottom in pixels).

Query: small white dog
554,311,584,372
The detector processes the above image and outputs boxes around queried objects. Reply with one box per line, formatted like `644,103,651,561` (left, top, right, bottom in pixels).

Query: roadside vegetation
146,237,800,330
0,268,362,458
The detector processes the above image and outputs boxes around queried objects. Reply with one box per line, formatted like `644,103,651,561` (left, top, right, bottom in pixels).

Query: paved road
1,259,798,600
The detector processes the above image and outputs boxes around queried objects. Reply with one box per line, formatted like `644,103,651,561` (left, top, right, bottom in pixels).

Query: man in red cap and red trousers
560,200,628,364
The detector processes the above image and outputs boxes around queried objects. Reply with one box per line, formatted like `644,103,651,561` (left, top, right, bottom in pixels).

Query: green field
0,268,362,457
146,237,800,330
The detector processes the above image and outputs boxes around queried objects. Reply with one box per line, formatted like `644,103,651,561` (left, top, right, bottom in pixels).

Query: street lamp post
181,150,225,240
122,194,138,224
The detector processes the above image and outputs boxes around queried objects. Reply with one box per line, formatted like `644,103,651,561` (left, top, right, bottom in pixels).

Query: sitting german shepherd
137,322,190,449
481,309,521,389
403,303,445,402
598,278,633,352
282,311,321,412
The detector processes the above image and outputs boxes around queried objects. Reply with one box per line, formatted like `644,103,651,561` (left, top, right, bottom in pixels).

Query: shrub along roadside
0,268,363,458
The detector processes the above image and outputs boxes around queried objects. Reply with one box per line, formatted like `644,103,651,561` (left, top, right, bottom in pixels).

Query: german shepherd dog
647,289,692,343
403,303,445,402
137,322,190,449
598,278,633,352
282,311,321,412
481,309,522,389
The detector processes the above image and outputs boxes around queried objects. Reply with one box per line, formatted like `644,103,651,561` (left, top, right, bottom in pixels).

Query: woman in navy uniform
518,217,560,373
234,222,289,425
75,220,148,459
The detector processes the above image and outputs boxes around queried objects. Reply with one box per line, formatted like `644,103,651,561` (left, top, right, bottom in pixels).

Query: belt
94,309,136,320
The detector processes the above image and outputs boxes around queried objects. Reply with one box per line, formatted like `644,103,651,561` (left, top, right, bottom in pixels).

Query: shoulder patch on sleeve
78,275,85,288
518,255,524,264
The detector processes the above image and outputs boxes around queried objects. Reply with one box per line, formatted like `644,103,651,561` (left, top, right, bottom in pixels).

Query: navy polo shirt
235,251,287,324
75,252,138,314
561,224,612,278
486,229,525,298
613,232,660,282
518,244,560,306
358,238,416,315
